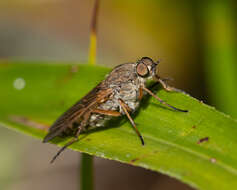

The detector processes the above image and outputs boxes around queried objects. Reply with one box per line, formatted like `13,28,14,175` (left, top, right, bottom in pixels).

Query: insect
43,57,188,163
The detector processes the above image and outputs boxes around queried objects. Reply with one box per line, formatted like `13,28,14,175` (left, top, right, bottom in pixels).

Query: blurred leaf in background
201,0,237,118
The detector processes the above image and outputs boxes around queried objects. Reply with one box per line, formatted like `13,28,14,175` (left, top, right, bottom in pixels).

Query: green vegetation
1,62,237,190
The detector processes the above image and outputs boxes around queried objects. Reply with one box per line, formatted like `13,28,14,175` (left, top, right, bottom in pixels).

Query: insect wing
43,83,112,143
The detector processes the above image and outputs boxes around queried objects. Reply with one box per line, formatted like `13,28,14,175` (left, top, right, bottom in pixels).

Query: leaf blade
0,62,237,189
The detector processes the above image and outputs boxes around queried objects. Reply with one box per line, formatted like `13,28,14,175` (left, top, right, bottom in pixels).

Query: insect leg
50,128,81,164
92,109,121,117
142,86,188,112
118,99,145,145
158,78,185,93
138,86,143,100
50,127,82,164
50,112,92,164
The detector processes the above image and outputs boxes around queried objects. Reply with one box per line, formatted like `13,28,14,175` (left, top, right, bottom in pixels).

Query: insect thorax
88,63,144,129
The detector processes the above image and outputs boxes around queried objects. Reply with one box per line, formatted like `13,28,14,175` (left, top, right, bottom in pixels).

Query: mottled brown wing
43,83,113,143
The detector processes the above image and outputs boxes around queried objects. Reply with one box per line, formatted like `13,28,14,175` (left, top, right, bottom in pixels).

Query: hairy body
89,63,144,128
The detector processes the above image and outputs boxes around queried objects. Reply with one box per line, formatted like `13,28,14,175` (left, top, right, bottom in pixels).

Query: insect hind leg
50,127,82,164
50,111,92,163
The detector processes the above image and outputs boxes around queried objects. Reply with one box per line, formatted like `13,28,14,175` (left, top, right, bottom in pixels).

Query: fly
43,57,188,163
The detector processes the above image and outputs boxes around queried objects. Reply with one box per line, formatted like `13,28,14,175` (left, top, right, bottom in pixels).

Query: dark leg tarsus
50,112,92,164
50,127,82,164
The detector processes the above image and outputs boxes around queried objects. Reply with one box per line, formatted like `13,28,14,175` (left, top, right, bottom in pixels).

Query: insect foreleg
142,86,188,112
118,99,145,145
158,78,185,93
138,86,143,100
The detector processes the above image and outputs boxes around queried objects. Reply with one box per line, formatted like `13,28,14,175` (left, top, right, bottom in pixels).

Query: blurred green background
0,0,236,190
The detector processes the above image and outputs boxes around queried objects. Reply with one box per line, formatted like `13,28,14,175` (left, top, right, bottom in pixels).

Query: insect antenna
142,86,188,112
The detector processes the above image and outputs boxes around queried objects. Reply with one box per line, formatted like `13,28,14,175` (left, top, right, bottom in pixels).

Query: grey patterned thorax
88,63,147,129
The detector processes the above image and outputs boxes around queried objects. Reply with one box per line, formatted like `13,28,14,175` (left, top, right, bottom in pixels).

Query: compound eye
136,63,149,77
141,57,154,66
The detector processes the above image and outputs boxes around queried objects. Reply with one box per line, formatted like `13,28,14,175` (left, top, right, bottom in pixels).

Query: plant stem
80,154,94,190
89,0,99,65
80,0,100,190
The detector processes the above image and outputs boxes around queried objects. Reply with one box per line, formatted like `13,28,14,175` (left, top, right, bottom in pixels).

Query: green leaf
1,62,237,190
